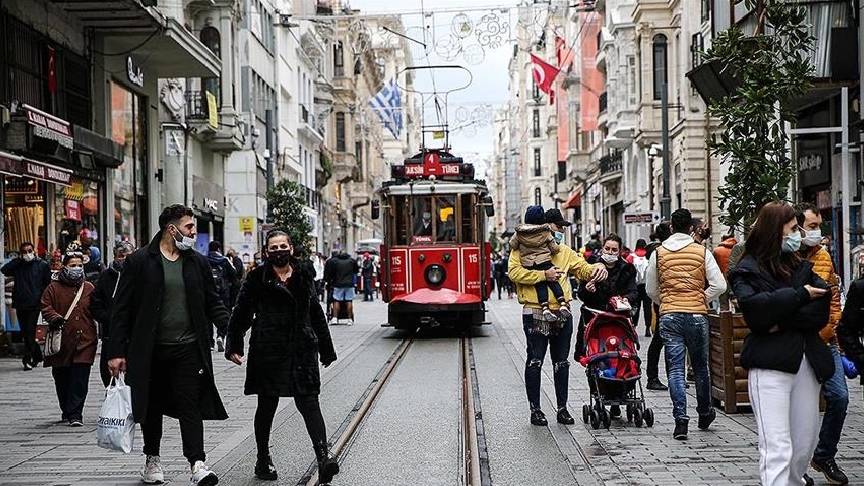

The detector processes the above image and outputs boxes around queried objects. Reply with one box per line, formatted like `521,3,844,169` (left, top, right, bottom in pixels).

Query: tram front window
435,196,456,242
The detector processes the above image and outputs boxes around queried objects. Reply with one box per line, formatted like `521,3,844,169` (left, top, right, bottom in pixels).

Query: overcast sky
348,0,518,169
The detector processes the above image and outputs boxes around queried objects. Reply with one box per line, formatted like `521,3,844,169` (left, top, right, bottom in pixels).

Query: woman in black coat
837,278,864,369
728,202,832,486
575,234,638,357
226,230,338,482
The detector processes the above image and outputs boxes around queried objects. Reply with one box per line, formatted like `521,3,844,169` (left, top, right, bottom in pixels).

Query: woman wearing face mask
40,242,97,427
225,230,338,482
575,234,639,355
729,202,833,486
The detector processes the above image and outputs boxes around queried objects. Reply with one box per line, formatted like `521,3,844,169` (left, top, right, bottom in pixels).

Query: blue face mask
553,231,564,245
782,231,802,253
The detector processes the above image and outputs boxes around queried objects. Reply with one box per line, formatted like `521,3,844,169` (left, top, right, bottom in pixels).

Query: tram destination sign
404,162,461,177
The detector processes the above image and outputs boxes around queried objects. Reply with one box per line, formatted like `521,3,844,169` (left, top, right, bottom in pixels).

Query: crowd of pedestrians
5,197,864,486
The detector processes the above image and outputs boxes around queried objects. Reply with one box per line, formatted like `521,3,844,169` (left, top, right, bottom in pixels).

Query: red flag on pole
530,53,560,104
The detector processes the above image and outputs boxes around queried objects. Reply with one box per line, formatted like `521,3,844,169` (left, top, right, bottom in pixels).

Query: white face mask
601,253,618,265
171,225,196,251
802,229,822,248
21,252,35,262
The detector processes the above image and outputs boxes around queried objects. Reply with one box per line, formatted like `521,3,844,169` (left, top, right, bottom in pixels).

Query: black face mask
268,250,292,267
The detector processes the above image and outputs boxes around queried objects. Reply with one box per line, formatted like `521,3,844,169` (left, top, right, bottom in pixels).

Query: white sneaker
141,455,165,484
190,461,218,486
329,317,338,325
347,319,354,326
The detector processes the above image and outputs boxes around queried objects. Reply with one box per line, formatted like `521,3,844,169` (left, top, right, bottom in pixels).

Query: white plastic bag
96,373,135,453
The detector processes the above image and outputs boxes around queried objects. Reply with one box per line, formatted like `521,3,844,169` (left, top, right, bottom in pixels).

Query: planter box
709,311,750,413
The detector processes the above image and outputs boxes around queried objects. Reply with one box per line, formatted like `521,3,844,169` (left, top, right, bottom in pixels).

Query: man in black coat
107,205,229,486
324,252,359,325
90,240,134,386
207,240,238,352
1,241,51,370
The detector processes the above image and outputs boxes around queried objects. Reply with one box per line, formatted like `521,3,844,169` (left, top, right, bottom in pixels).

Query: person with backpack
630,239,652,337
91,240,135,386
208,240,238,352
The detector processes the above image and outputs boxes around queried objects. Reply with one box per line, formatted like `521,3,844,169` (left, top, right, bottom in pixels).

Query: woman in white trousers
729,202,835,486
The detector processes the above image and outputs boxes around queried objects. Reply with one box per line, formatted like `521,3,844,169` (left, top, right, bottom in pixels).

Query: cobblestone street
1,299,864,485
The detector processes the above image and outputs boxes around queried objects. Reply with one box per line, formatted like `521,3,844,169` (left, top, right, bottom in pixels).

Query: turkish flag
531,53,559,104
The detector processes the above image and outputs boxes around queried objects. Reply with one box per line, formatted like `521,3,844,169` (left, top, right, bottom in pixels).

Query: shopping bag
96,373,135,453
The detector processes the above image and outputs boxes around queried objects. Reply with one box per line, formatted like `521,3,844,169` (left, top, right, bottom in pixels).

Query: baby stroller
579,298,655,429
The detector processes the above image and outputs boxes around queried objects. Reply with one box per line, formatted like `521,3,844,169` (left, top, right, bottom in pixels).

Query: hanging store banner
579,13,602,131
206,91,219,129
23,104,73,149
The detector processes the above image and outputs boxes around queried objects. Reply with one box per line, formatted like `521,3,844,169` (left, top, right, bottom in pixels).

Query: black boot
254,455,278,481
314,442,340,484
530,409,548,426
646,378,668,391
556,408,575,425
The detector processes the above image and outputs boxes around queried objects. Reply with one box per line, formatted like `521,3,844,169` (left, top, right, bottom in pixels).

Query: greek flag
369,79,402,139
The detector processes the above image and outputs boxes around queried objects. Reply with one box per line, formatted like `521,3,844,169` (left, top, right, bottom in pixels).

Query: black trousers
52,363,91,421
631,284,653,333
529,261,564,305
16,308,41,364
255,394,327,459
99,342,112,387
141,343,206,465
646,304,664,380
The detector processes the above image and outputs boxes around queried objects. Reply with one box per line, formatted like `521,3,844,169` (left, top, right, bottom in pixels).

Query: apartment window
532,79,540,99
336,112,346,152
334,41,344,77
627,55,637,107
355,140,363,166
701,0,711,23
691,33,704,69
200,26,221,107
652,34,668,101
532,109,540,137
533,148,541,177
534,187,542,206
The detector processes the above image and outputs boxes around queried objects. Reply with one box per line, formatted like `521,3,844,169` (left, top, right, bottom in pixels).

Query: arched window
534,187,542,206
199,26,222,107
652,34,668,101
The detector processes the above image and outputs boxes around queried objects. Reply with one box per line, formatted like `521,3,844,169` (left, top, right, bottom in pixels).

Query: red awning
562,192,581,209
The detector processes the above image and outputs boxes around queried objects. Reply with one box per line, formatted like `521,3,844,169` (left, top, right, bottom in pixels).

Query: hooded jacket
645,233,726,315
1,257,51,310
207,251,238,308
325,253,359,288
510,223,559,267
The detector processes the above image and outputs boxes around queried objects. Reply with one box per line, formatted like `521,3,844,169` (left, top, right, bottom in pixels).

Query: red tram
372,149,494,332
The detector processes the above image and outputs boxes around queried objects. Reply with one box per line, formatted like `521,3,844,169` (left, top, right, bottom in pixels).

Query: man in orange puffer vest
796,203,848,485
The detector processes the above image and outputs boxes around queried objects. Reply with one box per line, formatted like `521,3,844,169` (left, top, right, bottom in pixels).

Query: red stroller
578,304,655,429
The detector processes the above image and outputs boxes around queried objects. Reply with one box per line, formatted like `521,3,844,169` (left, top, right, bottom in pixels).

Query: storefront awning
0,150,73,187
73,125,124,169
562,191,582,210
48,1,220,78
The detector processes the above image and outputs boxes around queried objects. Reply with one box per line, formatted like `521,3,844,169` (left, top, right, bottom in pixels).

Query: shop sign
192,175,224,217
797,136,830,189
23,159,72,186
127,56,144,88
24,104,73,149
624,212,659,224
239,217,254,232
64,199,81,222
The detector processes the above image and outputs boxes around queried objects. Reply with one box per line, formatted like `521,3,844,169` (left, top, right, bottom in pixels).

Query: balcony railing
300,184,321,210
186,90,209,120
598,91,608,113
599,151,622,176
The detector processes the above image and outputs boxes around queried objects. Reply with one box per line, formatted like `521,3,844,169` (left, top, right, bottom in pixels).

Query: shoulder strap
111,271,122,299
64,284,85,321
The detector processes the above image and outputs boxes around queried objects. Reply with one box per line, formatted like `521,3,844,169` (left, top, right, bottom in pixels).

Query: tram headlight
425,264,446,286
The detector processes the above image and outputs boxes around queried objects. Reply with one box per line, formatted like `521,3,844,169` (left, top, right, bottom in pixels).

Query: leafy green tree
267,179,314,256
703,0,814,230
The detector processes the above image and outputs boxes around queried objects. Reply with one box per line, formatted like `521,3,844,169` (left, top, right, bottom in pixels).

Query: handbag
43,284,84,358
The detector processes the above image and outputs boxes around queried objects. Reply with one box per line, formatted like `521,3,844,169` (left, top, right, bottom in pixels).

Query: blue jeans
813,345,849,461
659,313,712,422
524,313,573,411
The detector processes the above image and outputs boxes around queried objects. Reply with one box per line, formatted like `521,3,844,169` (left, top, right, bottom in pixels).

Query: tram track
298,333,490,486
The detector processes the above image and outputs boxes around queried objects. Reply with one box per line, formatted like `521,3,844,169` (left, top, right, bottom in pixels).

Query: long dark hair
744,202,800,280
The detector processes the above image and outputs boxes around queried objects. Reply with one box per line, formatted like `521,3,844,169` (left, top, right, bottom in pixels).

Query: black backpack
211,262,227,297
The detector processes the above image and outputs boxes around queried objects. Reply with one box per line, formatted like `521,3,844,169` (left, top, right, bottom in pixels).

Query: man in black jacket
107,205,229,486
91,240,134,386
1,242,51,370
324,251,359,325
